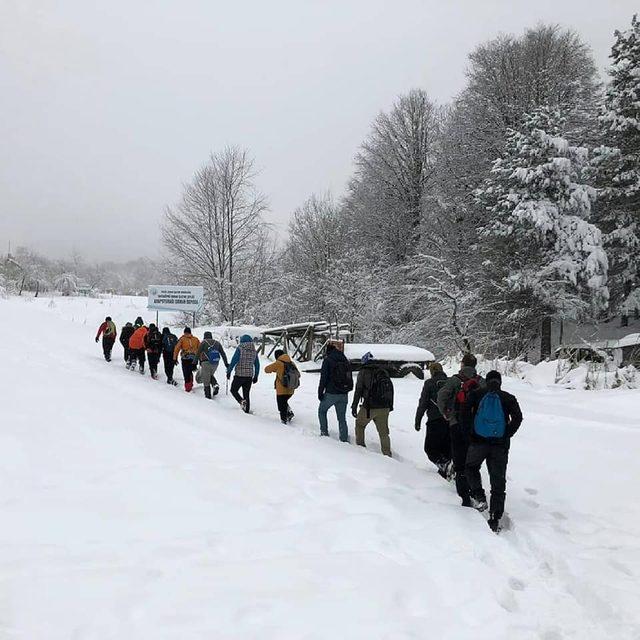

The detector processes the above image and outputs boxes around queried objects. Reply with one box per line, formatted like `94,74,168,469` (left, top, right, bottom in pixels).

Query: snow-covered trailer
342,343,435,379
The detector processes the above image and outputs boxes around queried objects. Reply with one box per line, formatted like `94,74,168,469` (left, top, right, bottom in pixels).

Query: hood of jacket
239,334,253,344
432,370,448,383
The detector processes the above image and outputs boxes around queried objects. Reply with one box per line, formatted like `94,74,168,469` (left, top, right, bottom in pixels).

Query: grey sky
0,0,636,261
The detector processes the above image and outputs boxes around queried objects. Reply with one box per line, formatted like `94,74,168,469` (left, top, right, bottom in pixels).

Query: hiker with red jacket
95,316,117,362
462,370,522,532
437,353,484,507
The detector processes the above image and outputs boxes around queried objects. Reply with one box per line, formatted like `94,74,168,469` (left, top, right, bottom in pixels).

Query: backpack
207,345,221,365
282,361,301,391
331,359,353,393
163,333,178,354
366,368,394,409
474,392,506,438
427,377,447,418
455,375,480,408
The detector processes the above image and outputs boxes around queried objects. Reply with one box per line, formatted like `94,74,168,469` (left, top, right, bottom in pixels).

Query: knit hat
486,370,502,383
184,327,192,334
361,351,374,364
204,331,212,339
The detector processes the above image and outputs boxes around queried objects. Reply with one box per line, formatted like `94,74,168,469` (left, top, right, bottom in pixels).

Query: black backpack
331,359,354,393
366,368,394,409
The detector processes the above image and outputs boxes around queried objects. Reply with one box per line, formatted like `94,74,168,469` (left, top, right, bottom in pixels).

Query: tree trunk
540,317,552,360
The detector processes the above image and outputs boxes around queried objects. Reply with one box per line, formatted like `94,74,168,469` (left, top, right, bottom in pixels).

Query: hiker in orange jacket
95,316,117,362
173,327,200,392
264,350,299,424
128,324,148,374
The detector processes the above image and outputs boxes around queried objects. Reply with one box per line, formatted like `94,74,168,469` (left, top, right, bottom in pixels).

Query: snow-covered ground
1,295,639,639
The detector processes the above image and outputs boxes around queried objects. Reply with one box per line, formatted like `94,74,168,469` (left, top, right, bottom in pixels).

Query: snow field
1,295,639,639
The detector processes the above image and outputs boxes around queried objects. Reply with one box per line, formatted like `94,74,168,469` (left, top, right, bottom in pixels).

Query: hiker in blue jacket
227,334,260,413
462,370,523,531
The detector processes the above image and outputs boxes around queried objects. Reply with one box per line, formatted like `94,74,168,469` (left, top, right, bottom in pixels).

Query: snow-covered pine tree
591,15,640,316
476,107,609,357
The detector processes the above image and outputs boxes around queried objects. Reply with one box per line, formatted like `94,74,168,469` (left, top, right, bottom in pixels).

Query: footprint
524,499,540,509
525,487,538,495
496,589,518,613
508,577,525,591
609,559,633,577
551,511,567,521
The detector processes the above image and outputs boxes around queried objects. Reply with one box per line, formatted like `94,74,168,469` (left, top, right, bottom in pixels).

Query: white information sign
148,285,204,312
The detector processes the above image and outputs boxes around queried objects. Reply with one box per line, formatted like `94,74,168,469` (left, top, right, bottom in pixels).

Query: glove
351,406,358,419
415,421,421,432
252,376,258,384
95,337,99,343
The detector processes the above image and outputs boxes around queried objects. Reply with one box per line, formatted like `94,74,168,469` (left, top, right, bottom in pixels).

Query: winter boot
185,380,193,392
436,462,448,480
151,371,158,380
470,493,488,512
212,384,220,396
204,385,212,399
139,365,145,375
286,409,294,423
241,399,249,413
461,497,473,508
488,515,501,532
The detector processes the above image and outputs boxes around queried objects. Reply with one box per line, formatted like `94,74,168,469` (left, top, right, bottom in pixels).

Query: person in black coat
119,322,135,365
318,344,353,441
463,370,523,531
415,362,452,479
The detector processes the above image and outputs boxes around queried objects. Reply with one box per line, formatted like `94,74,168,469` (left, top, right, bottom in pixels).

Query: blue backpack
207,346,221,365
474,392,506,438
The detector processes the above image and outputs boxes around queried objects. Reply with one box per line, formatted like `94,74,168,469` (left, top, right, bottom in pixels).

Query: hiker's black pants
181,359,196,384
450,423,471,501
102,336,115,361
231,376,253,411
148,351,160,375
424,417,451,465
277,394,293,421
465,441,510,519
131,348,145,368
163,353,175,381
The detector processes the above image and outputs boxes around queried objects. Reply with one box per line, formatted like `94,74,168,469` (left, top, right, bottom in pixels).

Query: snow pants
102,336,115,361
450,423,471,501
162,352,175,382
130,348,145,369
276,394,293,422
230,376,252,411
424,417,451,465
318,393,349,441
355,407,391,457
148,351,161,376
200,361,220,397
465,441,510,519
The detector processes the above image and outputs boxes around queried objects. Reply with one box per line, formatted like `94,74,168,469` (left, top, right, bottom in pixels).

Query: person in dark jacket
463,370,522,531
95,316,117,362
161,328,179,385
226,334,260,413
415,362,452,479
351,352,393,457
144,323,163,380
318,344,353,441
437,353,484,507
120,322,135,366
197,331,229,399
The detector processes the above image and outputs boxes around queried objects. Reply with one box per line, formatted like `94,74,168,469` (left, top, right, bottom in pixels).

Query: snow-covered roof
617,333,640,348
344,343,435,362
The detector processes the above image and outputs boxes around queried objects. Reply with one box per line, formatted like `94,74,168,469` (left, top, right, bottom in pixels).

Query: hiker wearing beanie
463,370,522,532
437,353,484,507
128,322,148,374
173,327,200,392
95,316,117,362
120,322,135,365
197,331,229,399
144,323,163,380
226,335,260,413
264,349,299,424
161,327,179,385
351,352,394,457
415,362,452,480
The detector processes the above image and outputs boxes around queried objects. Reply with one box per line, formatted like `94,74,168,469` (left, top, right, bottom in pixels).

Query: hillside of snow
1,295,639,639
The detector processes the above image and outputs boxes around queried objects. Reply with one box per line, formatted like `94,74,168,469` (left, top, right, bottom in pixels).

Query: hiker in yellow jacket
264,350,300,424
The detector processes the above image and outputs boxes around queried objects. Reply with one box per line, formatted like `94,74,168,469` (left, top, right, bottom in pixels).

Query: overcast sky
0,0,636,261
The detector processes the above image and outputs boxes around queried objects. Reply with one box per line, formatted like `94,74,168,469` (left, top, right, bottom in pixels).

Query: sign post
147,286,204,323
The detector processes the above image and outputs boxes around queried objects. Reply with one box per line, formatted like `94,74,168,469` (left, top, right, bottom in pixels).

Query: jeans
318,393,349,441
465,440,510,519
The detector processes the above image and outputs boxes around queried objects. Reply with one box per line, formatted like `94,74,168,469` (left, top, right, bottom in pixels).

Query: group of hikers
96,317,523,532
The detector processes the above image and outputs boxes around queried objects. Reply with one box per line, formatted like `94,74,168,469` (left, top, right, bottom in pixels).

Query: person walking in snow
318,343,353,441
144,323,163,380
351,352,394,457
264,349,299,424
120,322,135,365
197,331,229,399
161,327,179,385
463,370,522,532
173,327,200,392
95,316,117,362
226,334,260,413
437,353,484,507
415,362,453,480
128,322,148,373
